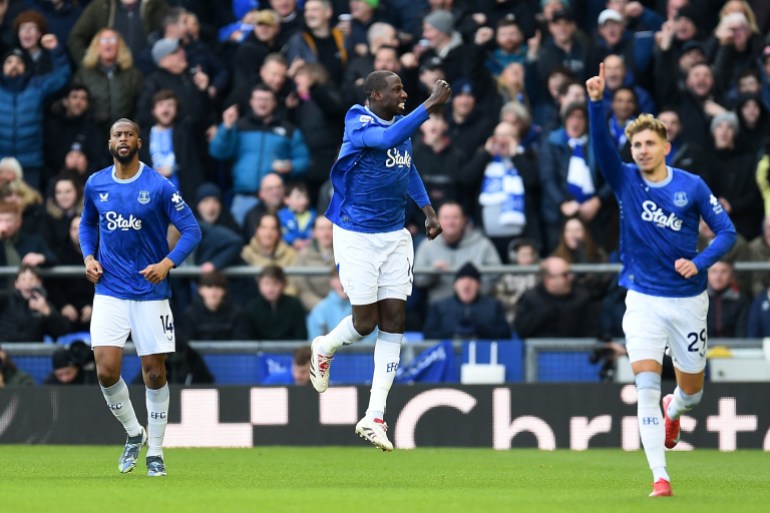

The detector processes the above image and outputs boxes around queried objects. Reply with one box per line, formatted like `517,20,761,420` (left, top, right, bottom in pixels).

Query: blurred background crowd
1,0,770,356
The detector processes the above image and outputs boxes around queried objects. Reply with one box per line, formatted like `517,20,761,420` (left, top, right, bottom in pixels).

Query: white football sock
667,386,703,421
319,315,363,354
100,378,142,437
146,383,170,458
366,331,402,420
635,372,669,483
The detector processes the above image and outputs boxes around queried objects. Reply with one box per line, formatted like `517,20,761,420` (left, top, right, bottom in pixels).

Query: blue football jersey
589,101,736,297
79,163,201,300
325,104,431,233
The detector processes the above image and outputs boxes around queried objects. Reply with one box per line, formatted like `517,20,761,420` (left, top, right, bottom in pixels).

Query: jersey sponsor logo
385,148,412,168
99,192,109,202
640,200,683,231
171,191,187,211
137,190,151,204
105,211,143,231
673,191,688,207
709,194,724,214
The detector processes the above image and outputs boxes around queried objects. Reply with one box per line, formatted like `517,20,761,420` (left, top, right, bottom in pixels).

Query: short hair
110,118,140,135
262,53,288,69
285,181,308,197
15,263,41,281
152,88,179,107
64,83,90,99
624,113,667,143
0,201,21,216
556,79,580,97
363,70,394,99
250,82,275,97
259,264,286,284
293,345,312,365
498,13,520,29
13,9,47,35
198,270,228,289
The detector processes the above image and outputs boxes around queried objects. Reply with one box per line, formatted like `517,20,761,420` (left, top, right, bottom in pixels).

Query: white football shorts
90,294,176,356
333,225,414,305
623,289,709,373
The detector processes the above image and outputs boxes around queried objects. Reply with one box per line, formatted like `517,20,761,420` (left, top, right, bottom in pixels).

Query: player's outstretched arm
586,63,625,189
585,63,605,102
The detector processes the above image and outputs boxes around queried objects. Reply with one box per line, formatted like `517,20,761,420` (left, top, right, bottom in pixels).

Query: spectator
747,217,770,297
513,256,595,338
232,9,282,92
14,9,54,76
243,264,307,340
179,10,229,102
268,0,303,50
193,182,240,234
138,88,205,202
261,344,312,385
704,111,763,240
600,54,655,124
446,79,496,161
535,7,591,84
341,21,401,107
39,173,83,256
278,181,316,251
72,28,143,133
494,237,540,326
241,172,286,241
591,8,655,90
210,84,309,226
44,341,98,385
423,262,511,340
307,267,377,342
0,344,35,386
67,0,168,66
43,84,108,181
285,0,348,86
241,212,297,277
658,107,702,173
484,14,528,78
710,8,764,101
673,62,726,150
24,1,83,48
413,201,501,305
539,101,616,253
734,92,770,153
0,202,56,289
747,282,770,338
287,61,346,204
0,264,70,341
551,216,610,302
225,52,292,118
606,86,639,156
0,157,44,234
0,36,71,191
471,120,543,261
179,271,251,341
291,215,335,312
707,259,750,338
46,215,93,333
135,36,214,135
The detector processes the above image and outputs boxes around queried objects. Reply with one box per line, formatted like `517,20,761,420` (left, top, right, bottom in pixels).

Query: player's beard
109,145,138,164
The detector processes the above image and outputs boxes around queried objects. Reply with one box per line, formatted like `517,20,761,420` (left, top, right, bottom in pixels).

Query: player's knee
634,371,661,391
97,369,120,387
353,318,377,336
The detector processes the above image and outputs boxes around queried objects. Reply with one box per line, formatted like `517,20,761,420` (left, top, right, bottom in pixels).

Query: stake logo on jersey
385,148,411,168
640,200,682,231
105,212,143,231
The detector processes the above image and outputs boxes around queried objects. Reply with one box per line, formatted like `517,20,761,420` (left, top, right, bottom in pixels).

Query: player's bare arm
585,63,605,101
84,254,103,284
422,79,452,114
422,205,442,240
139,257,175,284
674,258,698,279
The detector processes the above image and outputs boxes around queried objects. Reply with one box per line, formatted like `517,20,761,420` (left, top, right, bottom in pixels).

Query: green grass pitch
2,446,768,513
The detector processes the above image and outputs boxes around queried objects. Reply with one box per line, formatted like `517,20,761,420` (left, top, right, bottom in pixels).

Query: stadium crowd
2,0,770,351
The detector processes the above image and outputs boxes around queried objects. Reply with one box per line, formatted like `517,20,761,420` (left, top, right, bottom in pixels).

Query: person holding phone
0,264,70,342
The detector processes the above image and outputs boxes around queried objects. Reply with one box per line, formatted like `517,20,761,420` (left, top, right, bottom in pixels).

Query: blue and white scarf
608,115,634,150
566,135,594,203
479,156,526,229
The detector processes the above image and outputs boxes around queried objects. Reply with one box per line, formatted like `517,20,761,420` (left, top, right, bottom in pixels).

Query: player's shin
146,383,170,458
101,378,142,436
635,372,669,482
366,331,402,420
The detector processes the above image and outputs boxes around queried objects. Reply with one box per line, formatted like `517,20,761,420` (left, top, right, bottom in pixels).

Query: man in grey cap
134,36,214,135
418,9,492,100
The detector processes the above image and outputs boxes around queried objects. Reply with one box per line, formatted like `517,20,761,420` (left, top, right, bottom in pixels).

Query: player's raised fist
424,79,451,114
585,62,605,101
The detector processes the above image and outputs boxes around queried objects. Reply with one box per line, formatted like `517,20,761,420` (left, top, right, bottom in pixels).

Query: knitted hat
454,262,481,282
151,38,181,66
194,182,222,205
710,112,739,134
424,10,454,35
